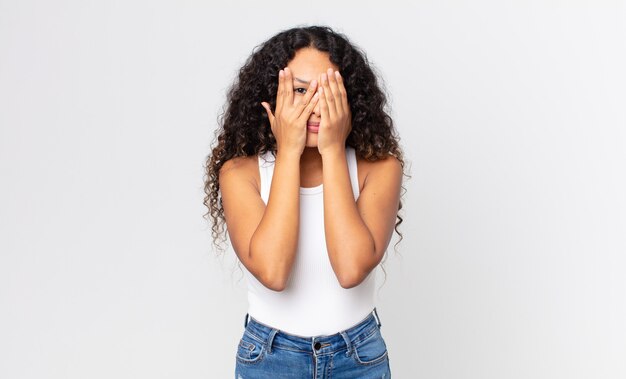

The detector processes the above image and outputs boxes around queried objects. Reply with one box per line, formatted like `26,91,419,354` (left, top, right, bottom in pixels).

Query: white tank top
241,146,376,337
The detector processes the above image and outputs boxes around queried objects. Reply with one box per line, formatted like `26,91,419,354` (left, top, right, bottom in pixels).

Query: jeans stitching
235,339,266,365
243,329,267,345
352,325,379,346
351,329,389,366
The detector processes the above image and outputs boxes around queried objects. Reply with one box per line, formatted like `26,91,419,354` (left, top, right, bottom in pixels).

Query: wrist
276,148,302,161
320,145,346,160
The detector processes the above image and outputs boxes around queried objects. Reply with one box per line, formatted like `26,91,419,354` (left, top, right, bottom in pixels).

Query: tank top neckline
259,147,358,197
300,182,323,195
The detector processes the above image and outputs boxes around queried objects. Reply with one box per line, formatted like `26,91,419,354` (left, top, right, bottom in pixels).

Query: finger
300,91,320,119
320,73,337,118
261,102,276,134
284,67,294,107
334,70,349,112
295,79,318,117
275,69,284,114
318,86,330,125
326,68,342,113
261,101,275,122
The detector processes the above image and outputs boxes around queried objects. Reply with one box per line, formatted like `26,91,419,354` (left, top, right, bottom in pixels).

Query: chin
305,133,318,147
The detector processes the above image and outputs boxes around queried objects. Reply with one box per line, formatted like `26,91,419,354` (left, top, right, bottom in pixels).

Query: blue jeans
235,307,392,378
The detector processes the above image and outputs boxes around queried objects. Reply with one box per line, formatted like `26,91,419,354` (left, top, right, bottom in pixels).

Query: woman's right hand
261,67,319,156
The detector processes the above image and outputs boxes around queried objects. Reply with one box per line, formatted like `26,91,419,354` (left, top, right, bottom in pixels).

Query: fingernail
311,79,318,86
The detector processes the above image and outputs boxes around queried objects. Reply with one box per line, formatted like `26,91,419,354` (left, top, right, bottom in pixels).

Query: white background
1,1,625,378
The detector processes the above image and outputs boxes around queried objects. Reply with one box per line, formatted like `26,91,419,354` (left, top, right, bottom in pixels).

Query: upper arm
356,155,403,263
219,157,266,273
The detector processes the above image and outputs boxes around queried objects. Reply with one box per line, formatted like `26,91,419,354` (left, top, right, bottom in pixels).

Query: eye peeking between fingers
294,88,307,95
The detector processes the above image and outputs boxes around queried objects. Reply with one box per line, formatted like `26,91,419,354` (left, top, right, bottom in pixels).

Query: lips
307,122,320,133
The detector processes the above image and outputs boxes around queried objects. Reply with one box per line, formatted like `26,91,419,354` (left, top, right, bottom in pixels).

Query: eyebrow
294,77,311,85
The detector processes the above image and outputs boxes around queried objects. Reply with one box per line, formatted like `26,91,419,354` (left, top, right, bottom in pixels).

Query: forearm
322,148,376,287
249,150,300,289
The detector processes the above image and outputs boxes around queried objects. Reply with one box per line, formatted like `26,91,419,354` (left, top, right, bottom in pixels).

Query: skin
220,47,402,290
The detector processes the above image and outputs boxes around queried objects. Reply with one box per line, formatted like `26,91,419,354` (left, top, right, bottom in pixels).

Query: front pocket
352,328,389,366
235,334,265,364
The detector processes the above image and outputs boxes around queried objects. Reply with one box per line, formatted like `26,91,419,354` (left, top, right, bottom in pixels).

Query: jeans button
314,341,321,350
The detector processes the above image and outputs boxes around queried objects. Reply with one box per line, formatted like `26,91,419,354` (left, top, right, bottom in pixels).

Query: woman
204,25,406,378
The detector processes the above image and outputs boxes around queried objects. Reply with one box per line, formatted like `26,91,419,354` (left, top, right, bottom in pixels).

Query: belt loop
340,331,353,357
266,328,278,354
373,307,382,328
243,313,249,328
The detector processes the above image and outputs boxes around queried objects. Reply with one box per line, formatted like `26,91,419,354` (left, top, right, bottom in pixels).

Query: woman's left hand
317,68,352,156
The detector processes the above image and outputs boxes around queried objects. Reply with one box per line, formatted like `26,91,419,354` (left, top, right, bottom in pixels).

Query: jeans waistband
241,307,383,356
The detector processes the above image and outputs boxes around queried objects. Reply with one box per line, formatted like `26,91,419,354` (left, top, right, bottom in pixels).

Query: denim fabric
234,307,391,378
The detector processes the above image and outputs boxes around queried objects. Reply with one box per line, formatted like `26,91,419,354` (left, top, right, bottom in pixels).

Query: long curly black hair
203,25,409,289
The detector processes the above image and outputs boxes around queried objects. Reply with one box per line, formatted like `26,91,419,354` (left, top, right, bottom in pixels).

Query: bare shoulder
219,155,261,193
356,154,402,189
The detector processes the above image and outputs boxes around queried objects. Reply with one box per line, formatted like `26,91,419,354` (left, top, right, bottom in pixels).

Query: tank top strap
258,150,276,204
346,146,360,201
